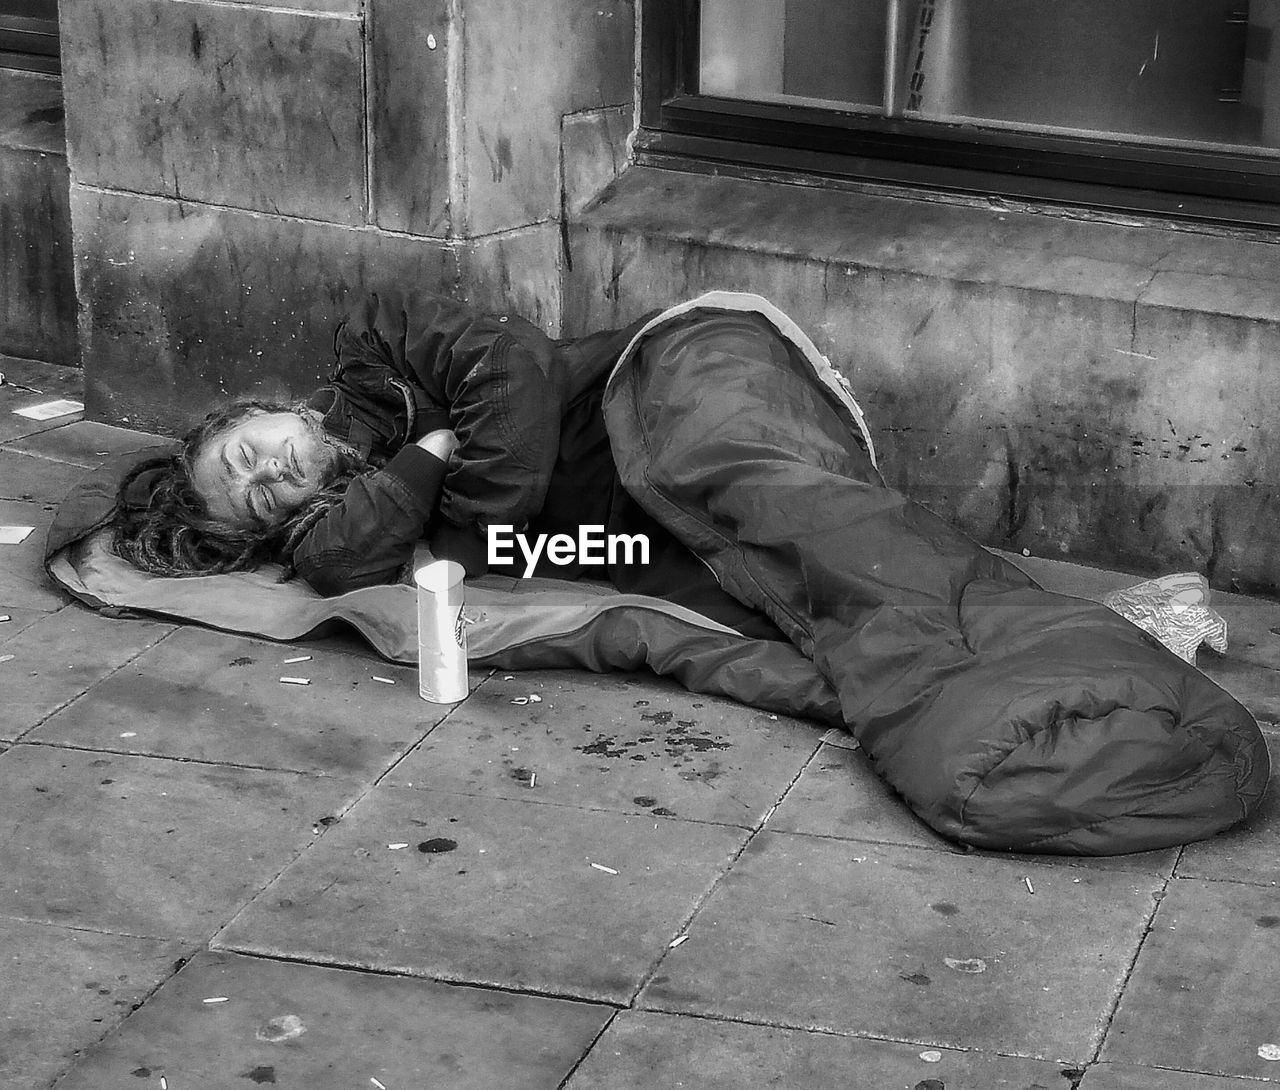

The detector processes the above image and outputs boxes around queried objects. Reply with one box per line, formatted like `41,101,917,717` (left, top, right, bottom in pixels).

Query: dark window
639,0,1280,228
1,0,59,75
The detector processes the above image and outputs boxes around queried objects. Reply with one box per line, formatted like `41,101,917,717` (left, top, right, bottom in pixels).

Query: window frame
0,11,60,75
637,0,1280,229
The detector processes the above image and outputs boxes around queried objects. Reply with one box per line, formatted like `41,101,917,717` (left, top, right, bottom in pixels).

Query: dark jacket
292,291,655,596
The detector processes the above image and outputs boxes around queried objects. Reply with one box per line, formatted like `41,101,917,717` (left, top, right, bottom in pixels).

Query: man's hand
416,428,459,463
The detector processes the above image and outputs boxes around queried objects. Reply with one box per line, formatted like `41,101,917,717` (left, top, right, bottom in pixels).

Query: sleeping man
111,291,777,637
108,289,1269,855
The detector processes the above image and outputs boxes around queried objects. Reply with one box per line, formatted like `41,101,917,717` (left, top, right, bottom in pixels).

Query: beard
295,408,371,491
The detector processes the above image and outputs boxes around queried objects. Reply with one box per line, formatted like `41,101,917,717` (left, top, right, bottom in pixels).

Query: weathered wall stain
1,74,78,366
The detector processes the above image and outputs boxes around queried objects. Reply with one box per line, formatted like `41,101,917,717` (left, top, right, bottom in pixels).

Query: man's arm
328,291,567,543
289,430,457,597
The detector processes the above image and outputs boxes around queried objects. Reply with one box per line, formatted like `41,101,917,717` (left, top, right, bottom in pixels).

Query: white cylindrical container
413,560,468,703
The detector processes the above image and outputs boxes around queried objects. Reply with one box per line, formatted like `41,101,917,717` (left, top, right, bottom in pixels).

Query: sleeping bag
601,293,1269,854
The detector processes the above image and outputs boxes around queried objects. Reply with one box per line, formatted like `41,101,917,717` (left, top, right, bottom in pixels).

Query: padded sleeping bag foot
603,295,1269,855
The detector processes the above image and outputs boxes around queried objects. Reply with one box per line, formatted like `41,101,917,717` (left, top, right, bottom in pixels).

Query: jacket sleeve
332,291,566,542
314,307,445,465
290,444,449,597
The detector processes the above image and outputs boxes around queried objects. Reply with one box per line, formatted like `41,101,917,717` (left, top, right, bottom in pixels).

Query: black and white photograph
1,1,1278,1087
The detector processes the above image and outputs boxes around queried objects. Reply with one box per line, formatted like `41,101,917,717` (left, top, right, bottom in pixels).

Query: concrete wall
58,0,633,430
0,70,78,367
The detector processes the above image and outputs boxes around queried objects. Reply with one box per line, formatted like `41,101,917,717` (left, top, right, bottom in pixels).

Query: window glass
700,0,1280,156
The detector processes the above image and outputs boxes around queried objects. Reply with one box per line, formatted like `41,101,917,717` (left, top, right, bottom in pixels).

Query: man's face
190,409,337,530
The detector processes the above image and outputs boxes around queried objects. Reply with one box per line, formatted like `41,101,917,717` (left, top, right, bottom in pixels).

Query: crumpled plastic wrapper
1103,572,1228,664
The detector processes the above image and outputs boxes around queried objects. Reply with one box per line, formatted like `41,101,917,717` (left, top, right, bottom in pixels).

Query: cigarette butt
279,676,311,685
388,843,408,850
529,772,536,788
283,655,312,664
371,676,395,684
371,1078,387,1090
511,697,529,705
504,675,514,680
119,731,136,738
0,654,14,664
1024,876,1035,894
590,862,618,875
669,934,689,948
202,996,229,1004
0,615,10,622
161,1078,168,1090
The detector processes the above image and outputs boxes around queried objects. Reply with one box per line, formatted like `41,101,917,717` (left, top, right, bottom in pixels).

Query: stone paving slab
216,783,750,1004
386,670,821,827
0,917,189,1090
52,949,613,1090
767,741,1183,875
0,744,361,940
1081,1062,1280,1088
5,419,168,467
767,740,967,852
564,1008,1075,1090
637,832,1164,1062
1176,732,1280,886
0,363,83,444
1206,593,1280,674
0,450,89,504
32,626,449,777
0,603,57,640
2,606,174,743
1197,657,1280,732
0,497,63,610
1101,878,1280,1080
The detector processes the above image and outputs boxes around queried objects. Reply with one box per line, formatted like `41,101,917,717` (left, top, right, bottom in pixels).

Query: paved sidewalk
2,357,1278,1090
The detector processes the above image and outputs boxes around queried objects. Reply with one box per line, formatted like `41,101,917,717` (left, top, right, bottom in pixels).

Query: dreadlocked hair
110,398,371,581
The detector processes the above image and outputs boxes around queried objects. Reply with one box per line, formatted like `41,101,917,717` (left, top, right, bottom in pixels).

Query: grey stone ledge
582,165,1280,325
